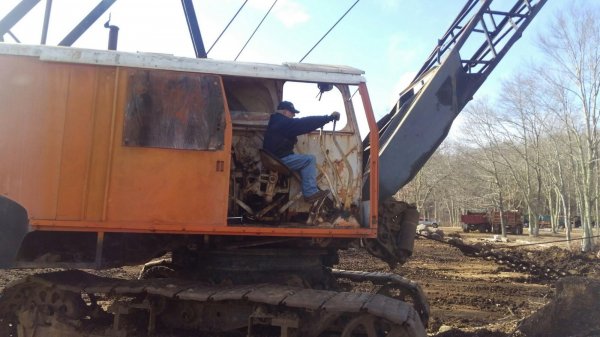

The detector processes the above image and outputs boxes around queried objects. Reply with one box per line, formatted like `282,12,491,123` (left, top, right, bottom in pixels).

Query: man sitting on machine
262,101,340,203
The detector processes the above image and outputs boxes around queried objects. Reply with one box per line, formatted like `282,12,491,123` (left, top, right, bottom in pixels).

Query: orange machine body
0,44,379,243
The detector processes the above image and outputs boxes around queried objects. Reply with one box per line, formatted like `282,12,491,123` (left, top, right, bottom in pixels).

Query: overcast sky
1,0,566,136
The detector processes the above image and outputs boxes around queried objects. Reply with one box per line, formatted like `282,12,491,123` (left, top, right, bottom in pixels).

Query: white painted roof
0,43,366,85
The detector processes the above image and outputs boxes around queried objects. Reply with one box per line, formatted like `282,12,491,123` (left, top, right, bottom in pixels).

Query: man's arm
287,115,337,136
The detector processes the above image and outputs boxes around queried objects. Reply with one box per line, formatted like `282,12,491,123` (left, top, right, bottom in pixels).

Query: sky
0,0,567,137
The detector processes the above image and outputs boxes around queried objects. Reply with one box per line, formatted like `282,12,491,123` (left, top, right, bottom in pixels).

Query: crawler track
0,270,426,337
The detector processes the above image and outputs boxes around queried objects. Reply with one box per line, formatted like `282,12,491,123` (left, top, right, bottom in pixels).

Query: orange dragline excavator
0,0,546,336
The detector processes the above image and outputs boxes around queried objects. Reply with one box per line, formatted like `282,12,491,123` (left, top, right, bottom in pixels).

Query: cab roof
0,43,367,85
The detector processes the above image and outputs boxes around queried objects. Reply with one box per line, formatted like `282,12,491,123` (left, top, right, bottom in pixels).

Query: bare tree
497,72,548,236
461,100,514,237
395,143,454,221
537,2,600,251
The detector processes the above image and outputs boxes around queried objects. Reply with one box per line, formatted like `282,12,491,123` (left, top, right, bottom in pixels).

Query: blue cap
277,101,300,114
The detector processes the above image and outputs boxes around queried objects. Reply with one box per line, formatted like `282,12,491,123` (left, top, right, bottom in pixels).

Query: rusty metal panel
122,69,225,151
294,132,362,212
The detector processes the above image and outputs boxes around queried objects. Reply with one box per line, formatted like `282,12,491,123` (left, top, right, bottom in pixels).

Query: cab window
282,81,347,131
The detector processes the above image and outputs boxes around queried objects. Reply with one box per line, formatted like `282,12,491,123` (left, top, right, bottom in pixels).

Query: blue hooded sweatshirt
263,112,335,158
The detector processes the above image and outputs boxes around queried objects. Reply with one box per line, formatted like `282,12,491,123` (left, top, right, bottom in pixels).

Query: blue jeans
280,153,318,197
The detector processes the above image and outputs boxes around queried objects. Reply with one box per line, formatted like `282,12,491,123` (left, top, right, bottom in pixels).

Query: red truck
461,210,524,235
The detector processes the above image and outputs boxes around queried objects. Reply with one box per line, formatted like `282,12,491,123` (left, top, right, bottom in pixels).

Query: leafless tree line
396,2,600,251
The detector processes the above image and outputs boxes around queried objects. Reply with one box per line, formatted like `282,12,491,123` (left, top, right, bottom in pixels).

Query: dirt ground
337,227,600,336
1,227,599,336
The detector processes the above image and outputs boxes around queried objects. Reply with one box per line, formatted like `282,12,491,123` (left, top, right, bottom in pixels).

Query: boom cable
299,0,359,63
207,0,248,55
7,30,20,43
235,0,277,61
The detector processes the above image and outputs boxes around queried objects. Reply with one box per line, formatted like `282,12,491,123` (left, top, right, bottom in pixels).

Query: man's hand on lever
330,111,341,122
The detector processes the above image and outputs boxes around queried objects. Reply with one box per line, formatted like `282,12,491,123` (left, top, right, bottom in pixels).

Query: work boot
304,189,329,203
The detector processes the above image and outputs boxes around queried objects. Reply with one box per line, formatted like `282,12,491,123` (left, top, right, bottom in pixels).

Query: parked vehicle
461,210,524,235
419,218,439,228
538,215,551,228
460,210,490,233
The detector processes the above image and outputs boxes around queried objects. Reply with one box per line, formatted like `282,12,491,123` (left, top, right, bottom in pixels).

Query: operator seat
259,149,300,203
246,149,303,222
259,149,300,181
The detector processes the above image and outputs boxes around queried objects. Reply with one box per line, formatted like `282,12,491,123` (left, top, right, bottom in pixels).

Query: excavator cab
0,45,380,269
225,77,365,228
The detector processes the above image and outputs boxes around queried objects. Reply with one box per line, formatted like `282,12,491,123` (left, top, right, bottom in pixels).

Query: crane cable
235,0,277,61
207,0,248,55
299,0,360,63
7,30,20,43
